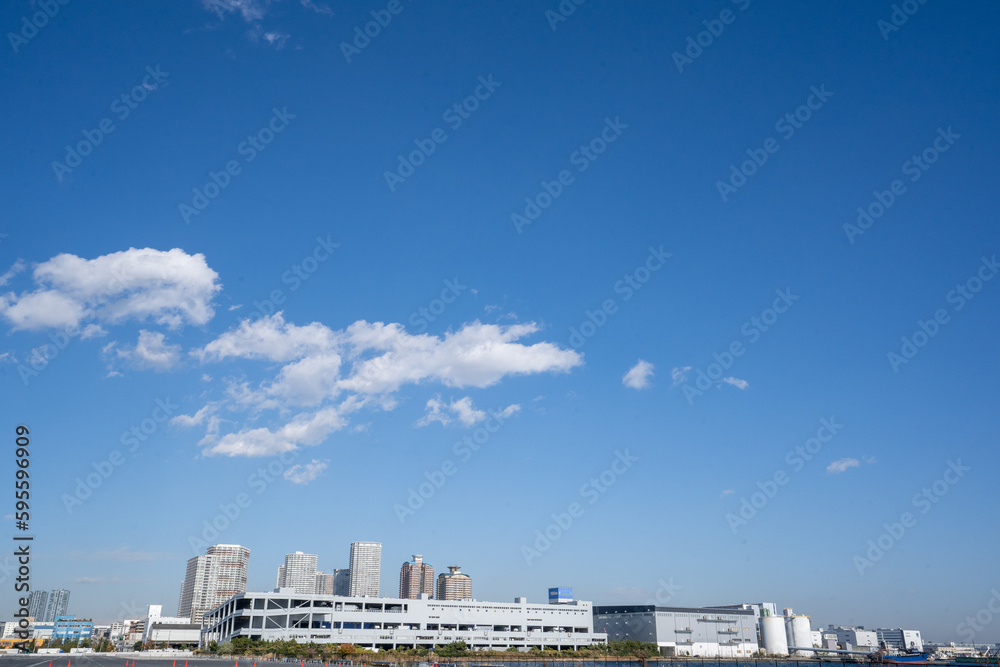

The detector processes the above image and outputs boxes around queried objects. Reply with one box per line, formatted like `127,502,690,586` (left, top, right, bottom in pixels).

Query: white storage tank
760,615,789,656
789,615,813,656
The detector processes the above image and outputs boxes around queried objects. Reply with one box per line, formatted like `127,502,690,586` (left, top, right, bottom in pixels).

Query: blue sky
2,0,999,644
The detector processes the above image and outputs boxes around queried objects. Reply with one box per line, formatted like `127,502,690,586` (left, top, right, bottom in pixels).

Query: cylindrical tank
789,615,813,657
760,615,789,656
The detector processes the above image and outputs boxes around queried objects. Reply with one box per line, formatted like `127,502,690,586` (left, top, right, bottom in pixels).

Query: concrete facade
593,605,759,657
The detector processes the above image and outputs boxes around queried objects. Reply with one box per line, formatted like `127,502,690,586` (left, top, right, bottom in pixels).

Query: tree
133,641,143,651
435,641,469,657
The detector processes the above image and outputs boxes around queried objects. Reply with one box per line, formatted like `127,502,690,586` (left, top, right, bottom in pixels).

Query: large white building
178,544,250,624
825,625,879,649
276,552,319,595
876,628,923,652
203,592,605,650
142,605,201,647
348,542,381,597
593,605,759,657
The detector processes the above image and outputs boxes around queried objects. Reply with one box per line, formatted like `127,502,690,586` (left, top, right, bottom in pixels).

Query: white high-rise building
276,552,319,595
178,544,250,624
348,542,381,597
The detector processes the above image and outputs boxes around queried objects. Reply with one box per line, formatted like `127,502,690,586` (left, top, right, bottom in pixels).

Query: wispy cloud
721,376,749,390
827,457,860,474
623,359,654,390
720,489,735,497
283,459,329,485
671,366,691,386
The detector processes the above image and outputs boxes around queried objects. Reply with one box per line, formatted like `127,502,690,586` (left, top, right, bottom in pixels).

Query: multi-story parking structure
203,592,605,650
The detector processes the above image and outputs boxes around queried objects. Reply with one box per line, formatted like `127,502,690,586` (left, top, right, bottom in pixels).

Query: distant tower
48,589,71,621
333,569,350,596
348,542,381,597
178,544,250,624
436,566,472,601
28,590,49,621
399,555,435,599
314,572,334,595
277,552,319,594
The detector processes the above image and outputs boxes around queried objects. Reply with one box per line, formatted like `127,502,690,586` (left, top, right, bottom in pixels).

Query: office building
348,542,381,597
276,552,319,595
203,592,605,650
26,589,71,623
142,605,201,647
399,555,434,599
876,628,923,652
178,544,250,625
436,565,472,601
593,605,759,657
333,569,350,596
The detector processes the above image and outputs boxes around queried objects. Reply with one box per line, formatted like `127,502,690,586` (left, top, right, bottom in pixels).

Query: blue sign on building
548,587,573,603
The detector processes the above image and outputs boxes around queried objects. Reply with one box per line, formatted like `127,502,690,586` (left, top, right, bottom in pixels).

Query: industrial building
592,605,759,657
141,605,201,647
202,591,605,650
824,625,879,649
876,628,924,652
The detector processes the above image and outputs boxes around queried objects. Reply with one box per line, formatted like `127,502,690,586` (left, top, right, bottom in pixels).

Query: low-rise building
143,605,200,648
876,628,923,652
203,592,605,650
593,605,759,657
824,625,878,649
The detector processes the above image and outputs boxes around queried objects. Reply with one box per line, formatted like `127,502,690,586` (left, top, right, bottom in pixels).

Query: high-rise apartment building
333,568,350,596
27,590,49,621
27,589,71,622
178,544,250,625
348,542,381,597
314,572,334,595
399,555,434,599
436,566,472,601
275,552,319,595
48,589,71,620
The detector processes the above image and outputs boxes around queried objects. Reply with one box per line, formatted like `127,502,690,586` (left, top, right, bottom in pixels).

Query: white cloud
103,330,182,372
185,315,570,456
720,489,735,497
203,0,271,22
623,359,654,390
671,366,691,386
283,459,329,485
721,376,749,390
415,396,519,428
0,259,26,287
864,455,877,464
262,30,290,48
300,0,333,15
0,248,220,333
827,457,860,474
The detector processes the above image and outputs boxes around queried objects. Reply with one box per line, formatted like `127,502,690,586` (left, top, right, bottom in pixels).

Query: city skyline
2,0,998,646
